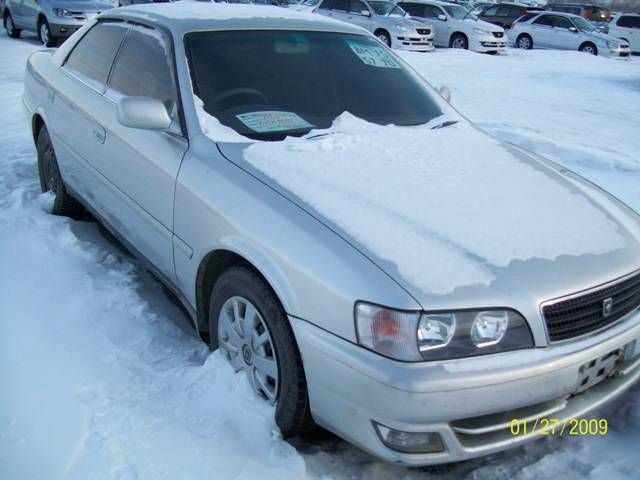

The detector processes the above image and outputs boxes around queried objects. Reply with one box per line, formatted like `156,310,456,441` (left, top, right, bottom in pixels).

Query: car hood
51,0,114,11
217,116,640,311
584,30,626,44
379,15,426,29
476,18,503,32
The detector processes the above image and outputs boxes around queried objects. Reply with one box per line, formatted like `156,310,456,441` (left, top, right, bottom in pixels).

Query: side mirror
438,85,451,103
361,9,371,17
437,14,447,21
569,26,578,32
117,96,172,130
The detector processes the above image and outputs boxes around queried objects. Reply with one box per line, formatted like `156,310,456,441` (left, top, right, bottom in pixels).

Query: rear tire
450,33,468,49
4,12,21,39
516,34,533,50
37,126,83,216
579,42,598,55
38,19,57,48
208,266,315,437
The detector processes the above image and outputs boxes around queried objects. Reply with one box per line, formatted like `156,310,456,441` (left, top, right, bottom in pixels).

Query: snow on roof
244,114,626,295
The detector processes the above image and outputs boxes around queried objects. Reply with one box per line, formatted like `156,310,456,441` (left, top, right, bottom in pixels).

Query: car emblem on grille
603,297,613,317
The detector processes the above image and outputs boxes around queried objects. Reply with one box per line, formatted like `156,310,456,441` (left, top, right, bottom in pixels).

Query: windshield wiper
431,120,459,130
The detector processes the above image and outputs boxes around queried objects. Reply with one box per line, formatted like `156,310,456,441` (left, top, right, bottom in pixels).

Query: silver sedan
510,11,631,58
23,2,640,466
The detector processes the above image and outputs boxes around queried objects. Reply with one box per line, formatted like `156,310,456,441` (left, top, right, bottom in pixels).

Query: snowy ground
1,30,639,480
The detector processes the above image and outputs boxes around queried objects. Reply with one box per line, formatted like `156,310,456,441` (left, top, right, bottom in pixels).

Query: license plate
575,349,621,394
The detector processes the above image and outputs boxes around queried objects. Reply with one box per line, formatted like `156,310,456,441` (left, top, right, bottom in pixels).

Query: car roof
102,2,365,36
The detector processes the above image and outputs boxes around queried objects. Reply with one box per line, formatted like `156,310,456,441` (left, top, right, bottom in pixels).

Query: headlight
473,27,489,35
396,25,415,34
355,303,533,362
53,8,73,16
418,309,533,360
607,41,620,49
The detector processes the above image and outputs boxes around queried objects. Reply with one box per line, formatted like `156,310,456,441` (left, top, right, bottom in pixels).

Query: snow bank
244,114,625,295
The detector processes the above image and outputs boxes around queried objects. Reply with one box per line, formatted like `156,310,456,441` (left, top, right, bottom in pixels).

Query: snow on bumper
291,311,640,465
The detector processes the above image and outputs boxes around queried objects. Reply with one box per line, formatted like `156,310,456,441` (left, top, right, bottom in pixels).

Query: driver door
551,16,580,50
91,24,189,281
346,0,374,31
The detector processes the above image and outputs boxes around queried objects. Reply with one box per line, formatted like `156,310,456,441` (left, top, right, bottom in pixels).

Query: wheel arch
32,112,45,144
194,247,295,337
579,41,598,53
449,31,468,45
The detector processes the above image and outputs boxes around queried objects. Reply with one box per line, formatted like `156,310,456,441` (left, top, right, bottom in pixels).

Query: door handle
93,125,106,144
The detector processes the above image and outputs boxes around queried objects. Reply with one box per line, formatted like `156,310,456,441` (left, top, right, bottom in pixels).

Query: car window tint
400,3,423,17
618,16,640,28
321,0,348,11
496,6,511,16
517,13,538,23
65,22,127,89
533,15,554,26
108,27,177,106
349,0,367,14
553,16,572,29
483,6,498,16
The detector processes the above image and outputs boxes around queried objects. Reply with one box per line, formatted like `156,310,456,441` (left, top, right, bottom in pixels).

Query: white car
608,13,640,54
398,0,507,53
314,0,435,51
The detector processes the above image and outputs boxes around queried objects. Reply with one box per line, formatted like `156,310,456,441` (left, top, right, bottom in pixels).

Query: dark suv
477,2,543,29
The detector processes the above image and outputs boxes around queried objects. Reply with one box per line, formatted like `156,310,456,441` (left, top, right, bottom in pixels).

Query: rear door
91,24,189,280
550,15,579,50
317,0,351,23
52,21,128,201
614,15,640,51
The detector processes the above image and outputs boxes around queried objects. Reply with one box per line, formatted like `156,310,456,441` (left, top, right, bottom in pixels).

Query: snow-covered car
608,13,640,54
510,11,630,58
399,0,506,52
314,0,435,51
22,1,640,467
2,0,113,47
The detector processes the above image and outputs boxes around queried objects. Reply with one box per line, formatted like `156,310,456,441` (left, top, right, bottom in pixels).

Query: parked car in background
510,11,630,58
477,2,542,29
3,0,114,46
608,13,640,54
545,3,611,29
399,0,506,52
119,0,170,6
314,0,435,51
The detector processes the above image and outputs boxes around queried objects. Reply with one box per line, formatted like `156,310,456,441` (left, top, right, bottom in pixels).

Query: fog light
373,422,444,454
471,311,508,347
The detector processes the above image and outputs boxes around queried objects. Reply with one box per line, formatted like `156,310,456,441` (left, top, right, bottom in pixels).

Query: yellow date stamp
509,418,608,436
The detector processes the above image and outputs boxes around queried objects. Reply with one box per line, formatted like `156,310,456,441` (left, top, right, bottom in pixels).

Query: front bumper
392,33,435,52
472,34,507,53
49,12,99,38
291,310,640,465
606,45,631,59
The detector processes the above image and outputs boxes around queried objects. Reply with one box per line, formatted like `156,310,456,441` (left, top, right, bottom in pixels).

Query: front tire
579,42,598,55
38,19,57,47
375,29,391,48
37,126,83,216
450,33,468,49
209,266,314,437
516,34,533,50
4,12,21,39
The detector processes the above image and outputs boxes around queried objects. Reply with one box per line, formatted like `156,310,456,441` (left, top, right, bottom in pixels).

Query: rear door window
533,15,555,27
65,22,127,90
617,16,640,29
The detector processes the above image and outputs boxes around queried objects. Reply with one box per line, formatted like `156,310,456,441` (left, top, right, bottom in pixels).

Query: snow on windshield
244,114,625,295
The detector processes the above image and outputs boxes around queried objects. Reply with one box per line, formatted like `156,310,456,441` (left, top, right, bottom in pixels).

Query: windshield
185,31,442,141
443,5,476,20
572,17,596,32
369,1,406,16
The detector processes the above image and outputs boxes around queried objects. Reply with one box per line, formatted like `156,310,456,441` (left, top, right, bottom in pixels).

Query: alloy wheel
452,37,466,49
40,23,50,46
518,37,531,49
218,296,279,404
582,45,596,55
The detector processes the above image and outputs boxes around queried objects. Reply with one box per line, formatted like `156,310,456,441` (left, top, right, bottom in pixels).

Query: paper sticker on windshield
346,40,401,69
236,111,313,133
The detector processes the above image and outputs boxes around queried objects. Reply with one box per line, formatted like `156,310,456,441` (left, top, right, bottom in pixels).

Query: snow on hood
241,114,626,295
